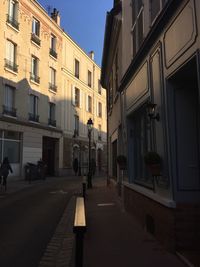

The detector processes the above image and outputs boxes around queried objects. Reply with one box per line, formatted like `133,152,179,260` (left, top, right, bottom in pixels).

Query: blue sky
37,0,113,66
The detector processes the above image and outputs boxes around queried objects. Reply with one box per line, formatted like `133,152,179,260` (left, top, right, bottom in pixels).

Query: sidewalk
83,178,187,267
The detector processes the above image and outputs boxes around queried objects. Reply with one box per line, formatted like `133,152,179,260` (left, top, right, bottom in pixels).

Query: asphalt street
0,177,81,267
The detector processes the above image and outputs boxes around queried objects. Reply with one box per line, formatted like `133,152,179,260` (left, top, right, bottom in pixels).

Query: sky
37,0,113,66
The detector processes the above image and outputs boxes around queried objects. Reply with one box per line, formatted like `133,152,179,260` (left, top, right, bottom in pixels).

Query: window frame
75,59,80,79
30,55,40,83
88,70,92,87
131,0,144,57
3,84,16,117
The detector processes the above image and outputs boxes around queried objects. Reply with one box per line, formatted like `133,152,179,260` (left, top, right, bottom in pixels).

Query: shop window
132,105,152,187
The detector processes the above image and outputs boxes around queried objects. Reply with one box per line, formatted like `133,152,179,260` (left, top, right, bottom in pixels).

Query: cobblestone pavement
39,195,76,267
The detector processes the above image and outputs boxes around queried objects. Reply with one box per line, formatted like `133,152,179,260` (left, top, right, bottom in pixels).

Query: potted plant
116,155,127,170
144,151,161,176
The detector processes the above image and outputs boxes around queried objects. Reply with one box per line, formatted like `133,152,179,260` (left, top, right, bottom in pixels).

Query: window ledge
49,54,57,61
49,89,57,94
6,22,19,33
31,40,41,49
4,67,18,75
123,181,176,208
3,113,17,119
30,79,40,86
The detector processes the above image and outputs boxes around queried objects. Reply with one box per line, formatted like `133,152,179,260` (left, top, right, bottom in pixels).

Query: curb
39,196,76,267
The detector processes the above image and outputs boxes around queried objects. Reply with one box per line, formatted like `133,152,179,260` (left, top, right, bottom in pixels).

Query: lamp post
87,118,93,188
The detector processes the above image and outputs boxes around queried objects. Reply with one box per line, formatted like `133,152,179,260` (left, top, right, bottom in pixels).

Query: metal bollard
73,197,86,267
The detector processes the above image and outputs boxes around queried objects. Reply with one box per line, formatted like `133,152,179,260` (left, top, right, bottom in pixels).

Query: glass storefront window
3,140,20,163
4,130,21,140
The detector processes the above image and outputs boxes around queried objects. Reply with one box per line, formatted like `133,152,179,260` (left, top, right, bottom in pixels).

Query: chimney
89,51,94,61
51,8,60,26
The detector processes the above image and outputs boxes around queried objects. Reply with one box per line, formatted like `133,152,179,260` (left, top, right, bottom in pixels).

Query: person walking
0,157,13,191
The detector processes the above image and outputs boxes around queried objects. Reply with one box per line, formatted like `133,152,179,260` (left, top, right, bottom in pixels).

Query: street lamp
87,118,93,188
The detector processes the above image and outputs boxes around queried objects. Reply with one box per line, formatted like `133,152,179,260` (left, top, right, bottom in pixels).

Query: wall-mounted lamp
146,102,160,121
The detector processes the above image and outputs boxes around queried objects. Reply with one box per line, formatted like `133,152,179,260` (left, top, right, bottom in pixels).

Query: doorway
42,137,56,176
169,57,200,190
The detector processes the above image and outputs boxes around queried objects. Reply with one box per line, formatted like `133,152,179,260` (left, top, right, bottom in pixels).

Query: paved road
0,177,81,267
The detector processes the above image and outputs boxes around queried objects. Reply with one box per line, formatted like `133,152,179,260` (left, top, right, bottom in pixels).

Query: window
132,0,144,57
50,34,57,58
30,56,40,83
5,40,18,72
7,0,19,30
31,18,40,46
49,67,57,91
3,85,16,117
87,95,92,113
150,0,168,23
75,59,80,79
0,130,21,163
132,105,152,187
75,87,80,107
98,124,102,141
98,102,102,118
98,79,102,95
74,115,79,136
29,95,39,122
49,102,56,127
88,70,92,87
115,51,119,91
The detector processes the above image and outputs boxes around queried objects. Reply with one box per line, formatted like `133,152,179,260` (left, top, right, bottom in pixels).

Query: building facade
0,0,107,178
101,0,200,255
61,35,107,176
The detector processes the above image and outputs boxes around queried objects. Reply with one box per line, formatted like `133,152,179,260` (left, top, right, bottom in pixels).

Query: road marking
97,203,115,207
50,190,68,194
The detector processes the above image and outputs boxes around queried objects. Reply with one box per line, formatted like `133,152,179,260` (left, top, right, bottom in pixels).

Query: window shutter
86,95,89,112
72,85,75,105
96,100,99,116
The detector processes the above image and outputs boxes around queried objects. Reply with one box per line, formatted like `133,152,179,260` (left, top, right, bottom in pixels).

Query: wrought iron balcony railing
49,83,57,92
7,14,19,30
29,113,39,122
4,59,18,72
48,118,56,127
3,105,17,117
49,48,57,59
31,33,41,46
30,73,40,84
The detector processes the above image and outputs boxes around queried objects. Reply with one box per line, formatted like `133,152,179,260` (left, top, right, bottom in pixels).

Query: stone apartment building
101,0,200,257
0,0,107,178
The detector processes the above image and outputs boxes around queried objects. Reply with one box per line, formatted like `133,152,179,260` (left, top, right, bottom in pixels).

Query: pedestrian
0,157,13,191
73,158,79,176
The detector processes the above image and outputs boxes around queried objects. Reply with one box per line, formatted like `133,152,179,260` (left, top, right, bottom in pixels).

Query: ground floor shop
0,120,62,179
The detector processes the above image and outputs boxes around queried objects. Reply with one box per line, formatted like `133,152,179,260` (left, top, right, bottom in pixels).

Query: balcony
31,33,41,46
29,113,39,122
48,118,56,127
5,59,18,73
3,105,17,117
7,14,19,30
49,48,57,59
49,83,57,92
30,73,40,84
